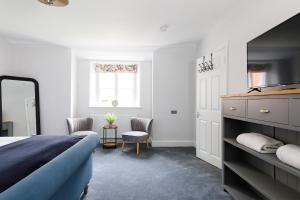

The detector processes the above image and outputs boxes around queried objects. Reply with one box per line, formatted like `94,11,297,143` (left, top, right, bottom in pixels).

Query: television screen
247,13,300,89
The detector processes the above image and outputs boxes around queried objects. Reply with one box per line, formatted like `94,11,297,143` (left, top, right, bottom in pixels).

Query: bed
0,134,99,200
0,136,29,147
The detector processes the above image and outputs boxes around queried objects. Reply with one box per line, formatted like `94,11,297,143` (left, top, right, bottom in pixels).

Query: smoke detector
160,24,169,32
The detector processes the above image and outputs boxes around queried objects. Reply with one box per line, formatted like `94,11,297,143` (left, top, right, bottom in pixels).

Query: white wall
197,0,300,94
152,43,197,147
6,43,72,134
70,50,77,118
0,37,11,74
76,59,152,136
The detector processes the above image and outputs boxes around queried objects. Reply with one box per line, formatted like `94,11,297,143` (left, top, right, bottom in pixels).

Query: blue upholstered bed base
0,134,99,200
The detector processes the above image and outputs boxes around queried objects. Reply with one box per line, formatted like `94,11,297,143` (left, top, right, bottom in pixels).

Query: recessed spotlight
160,24,169,32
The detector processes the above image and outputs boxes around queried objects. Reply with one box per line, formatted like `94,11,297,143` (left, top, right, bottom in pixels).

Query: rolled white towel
277,144,300,169
236,133,284,153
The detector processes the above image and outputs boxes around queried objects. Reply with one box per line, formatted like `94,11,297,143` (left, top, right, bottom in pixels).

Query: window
89,62,140,107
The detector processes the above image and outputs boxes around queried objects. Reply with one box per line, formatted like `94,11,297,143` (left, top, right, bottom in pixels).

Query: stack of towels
236,133,283,154
236,133,300,170
277,144,300,170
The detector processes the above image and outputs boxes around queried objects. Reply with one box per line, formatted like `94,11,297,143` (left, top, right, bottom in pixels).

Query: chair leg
137,143,140,155
146,139,149,149
122,142,125,152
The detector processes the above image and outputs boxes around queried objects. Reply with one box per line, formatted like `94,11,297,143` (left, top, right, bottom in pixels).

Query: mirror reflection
1,80,37,137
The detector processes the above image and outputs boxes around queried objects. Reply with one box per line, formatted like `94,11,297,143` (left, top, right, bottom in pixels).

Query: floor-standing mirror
0,76,41,136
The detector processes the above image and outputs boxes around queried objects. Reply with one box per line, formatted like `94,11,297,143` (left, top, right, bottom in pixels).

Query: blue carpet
85,145,232,200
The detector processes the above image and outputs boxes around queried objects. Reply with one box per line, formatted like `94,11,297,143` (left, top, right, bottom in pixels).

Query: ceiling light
38,0,69,7
160,24,169,32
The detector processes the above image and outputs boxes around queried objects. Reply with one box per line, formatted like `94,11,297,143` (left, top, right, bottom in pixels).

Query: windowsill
88,106,142,109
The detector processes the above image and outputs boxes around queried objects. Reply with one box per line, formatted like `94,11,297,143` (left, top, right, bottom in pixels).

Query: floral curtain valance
95,63,138,73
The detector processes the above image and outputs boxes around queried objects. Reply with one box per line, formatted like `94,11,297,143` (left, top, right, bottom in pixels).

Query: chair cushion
121,131,148,137
121,131,148,142
72,131,98,136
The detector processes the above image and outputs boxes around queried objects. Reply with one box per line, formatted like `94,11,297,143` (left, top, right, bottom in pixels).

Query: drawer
247,99,289,124
223,99,246,118
291,99,300,127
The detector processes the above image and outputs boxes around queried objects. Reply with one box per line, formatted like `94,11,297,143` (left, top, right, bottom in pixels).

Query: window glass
90,62,140,107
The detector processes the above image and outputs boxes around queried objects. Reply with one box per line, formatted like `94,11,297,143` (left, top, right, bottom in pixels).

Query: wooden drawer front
247,99,289,124
291,99,300,127
223,100,246,117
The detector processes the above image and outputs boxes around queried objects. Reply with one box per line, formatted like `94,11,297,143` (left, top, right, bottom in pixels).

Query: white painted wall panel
8,44,72,134
197,0,300,93
152,44,197,146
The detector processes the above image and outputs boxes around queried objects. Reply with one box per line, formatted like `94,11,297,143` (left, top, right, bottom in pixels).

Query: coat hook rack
198,53,214,73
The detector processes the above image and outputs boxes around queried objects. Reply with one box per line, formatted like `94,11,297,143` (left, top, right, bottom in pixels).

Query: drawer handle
229,107,237,111
260,108,270,113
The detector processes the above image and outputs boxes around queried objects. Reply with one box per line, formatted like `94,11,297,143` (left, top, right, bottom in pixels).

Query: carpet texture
84,145,232,200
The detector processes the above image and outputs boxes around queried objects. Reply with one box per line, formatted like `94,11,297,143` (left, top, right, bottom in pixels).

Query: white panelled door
196,43,228,168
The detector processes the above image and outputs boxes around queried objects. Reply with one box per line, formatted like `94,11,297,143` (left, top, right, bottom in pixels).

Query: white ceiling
0,0,240,49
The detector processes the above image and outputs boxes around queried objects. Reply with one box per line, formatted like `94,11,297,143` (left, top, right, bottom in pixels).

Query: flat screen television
247,13,300,89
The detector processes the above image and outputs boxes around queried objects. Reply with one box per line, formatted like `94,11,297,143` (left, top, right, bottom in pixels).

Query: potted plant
105,113,116,127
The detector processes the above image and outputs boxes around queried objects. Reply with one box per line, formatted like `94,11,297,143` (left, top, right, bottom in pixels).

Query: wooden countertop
222,88,300,98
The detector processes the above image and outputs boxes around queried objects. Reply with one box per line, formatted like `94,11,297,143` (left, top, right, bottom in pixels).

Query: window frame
89,61,141,108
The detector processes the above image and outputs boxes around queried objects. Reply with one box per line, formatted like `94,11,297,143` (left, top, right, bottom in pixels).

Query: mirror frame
0,75,41,135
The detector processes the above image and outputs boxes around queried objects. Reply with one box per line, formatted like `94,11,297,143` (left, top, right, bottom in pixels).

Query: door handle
260,108,270,113
229,107,237,111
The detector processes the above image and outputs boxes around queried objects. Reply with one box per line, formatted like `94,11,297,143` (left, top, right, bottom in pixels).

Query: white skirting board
152,140,195,147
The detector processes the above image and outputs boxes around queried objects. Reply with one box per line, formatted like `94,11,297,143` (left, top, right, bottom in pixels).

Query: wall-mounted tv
247,13,300,89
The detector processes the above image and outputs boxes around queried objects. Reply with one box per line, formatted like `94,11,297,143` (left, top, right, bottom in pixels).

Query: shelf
224,184,263,200
224,161,300,200
224,137,300,178
103,142,117,148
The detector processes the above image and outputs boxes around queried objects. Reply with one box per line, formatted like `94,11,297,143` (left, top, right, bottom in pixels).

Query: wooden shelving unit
222,92,300,199
225,161,300,200
224,184,263,200
224,138,300,178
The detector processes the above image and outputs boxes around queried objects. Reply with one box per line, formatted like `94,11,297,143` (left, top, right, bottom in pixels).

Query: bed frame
0,134,99,200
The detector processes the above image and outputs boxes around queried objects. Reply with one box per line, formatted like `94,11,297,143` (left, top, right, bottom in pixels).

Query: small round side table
102,124,118,149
